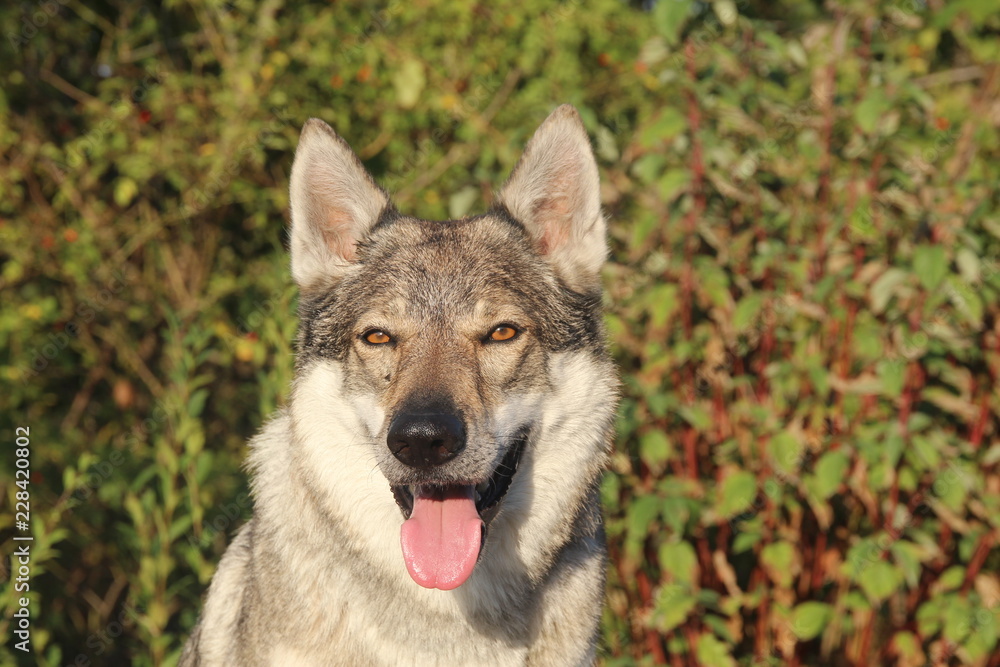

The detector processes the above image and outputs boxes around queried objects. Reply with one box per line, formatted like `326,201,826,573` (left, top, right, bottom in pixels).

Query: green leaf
890,541,924,589
595,125,619,162
883,434,905,468
678,405,712,431
917,600,942,636
956,247,981,282
647,284,679,328
625,494,661,543
187,388,209,418
733,293,764,332
909,434,941,471
600,473,621,509
717,471,757,518
392,59,426,109
114,177,139,208
184,429,205,456
448,186,478,218
770,432,803,476
878,359,906,398
934,465,968,512
657,169,691,202
652,584,697,632
639,430,672,472
732,530,761,554
652,0,693,45
913,245,948,291
629,210,662,247
892,632,922,662
857,561,903,603
761,541,796,588
659,541,699,585
942,595,973,643
712,0,739,26
813,451,849,499
661,495,690,534
963,605,999,660
946,275,984,326
938,565,966,592
632,153,665,183
791,602,833,641
849,205,878,241
639,108,687,147
695,633,736,667
870,268,909,313
855,90,892,133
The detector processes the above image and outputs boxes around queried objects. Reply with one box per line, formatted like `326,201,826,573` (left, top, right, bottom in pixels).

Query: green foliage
1,1,999,665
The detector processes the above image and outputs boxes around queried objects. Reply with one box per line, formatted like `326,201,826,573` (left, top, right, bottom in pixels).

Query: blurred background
1,0,999,665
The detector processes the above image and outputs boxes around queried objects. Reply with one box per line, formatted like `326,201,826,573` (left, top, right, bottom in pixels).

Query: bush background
2,0,999,665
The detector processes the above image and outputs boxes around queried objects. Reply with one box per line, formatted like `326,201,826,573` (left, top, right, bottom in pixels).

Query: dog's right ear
289,119,390,288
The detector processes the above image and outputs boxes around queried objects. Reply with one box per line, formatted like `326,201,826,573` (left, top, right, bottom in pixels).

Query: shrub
0,1,997,665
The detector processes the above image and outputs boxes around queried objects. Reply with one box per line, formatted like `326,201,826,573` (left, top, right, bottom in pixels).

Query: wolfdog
180,105,618,666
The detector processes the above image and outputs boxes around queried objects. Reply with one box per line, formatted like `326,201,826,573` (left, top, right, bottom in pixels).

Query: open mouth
391,435,525,522
390,435,526,591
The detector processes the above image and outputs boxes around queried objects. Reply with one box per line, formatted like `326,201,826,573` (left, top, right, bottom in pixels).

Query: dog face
287,106,608,590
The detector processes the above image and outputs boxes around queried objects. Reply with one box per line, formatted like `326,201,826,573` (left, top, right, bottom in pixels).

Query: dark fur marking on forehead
487,203,532,236
370,204,402,234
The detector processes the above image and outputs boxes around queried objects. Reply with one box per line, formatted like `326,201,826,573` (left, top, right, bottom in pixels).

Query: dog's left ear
289,118,391,290
496,105,606,291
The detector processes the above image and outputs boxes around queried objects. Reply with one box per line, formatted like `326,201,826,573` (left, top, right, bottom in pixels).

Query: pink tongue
400,485,482,590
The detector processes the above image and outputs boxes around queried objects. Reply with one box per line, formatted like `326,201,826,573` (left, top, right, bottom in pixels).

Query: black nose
387,412,466,469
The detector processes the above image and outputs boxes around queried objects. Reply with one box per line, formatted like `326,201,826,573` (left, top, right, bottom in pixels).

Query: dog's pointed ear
289,118,391,288
495,105,606,291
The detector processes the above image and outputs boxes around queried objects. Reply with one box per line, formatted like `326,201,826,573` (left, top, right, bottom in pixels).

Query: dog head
286,106,609,590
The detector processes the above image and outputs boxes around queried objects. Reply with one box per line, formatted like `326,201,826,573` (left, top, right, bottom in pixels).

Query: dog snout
387,412,466,469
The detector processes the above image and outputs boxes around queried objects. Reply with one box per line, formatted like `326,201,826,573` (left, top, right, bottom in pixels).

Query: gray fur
181,105,618,666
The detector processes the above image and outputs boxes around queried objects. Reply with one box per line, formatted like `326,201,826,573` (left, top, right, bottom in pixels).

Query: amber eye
363,330,392,345
488,325,519,342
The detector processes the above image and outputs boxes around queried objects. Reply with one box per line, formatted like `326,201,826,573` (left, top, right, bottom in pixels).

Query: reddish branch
970,332,998,448
812,58,836,283
683,39,705,235
857,609,875,665
636,569,667,663
960,532,994,594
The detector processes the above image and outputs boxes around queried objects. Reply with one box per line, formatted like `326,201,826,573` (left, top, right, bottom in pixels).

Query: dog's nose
387,413,466,469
